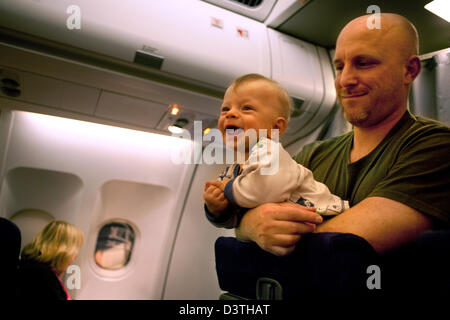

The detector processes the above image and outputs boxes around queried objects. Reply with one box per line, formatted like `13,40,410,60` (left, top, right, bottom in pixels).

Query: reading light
203,128,211,135
168,125,184,134
425,0,450,23
168,118,189,134
170,104,180,116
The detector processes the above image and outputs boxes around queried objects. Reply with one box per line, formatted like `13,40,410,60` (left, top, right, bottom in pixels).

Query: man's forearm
315,196,433,254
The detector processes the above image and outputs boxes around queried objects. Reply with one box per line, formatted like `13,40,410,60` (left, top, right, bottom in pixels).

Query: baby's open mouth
225,125,244,136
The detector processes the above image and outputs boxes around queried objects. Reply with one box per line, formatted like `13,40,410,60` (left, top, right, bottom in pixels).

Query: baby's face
218,80,283,149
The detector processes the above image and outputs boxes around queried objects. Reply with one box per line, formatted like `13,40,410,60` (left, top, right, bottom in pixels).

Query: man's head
218,74,292,149
333,13,421,127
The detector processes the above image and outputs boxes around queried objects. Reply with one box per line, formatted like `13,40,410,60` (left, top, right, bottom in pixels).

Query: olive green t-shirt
294,110,450,225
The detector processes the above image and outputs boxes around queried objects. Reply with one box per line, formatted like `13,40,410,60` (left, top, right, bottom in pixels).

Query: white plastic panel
0,167,84,223
268,28,323,106
60,82,100,115
82,180,174,299
0,0,271,89
95,91,167,128
202,0,277,22
163,163,235,299
268,28,336,146
21,72,63,109
265,0,303,28
3,69,101,117
9,209,55,251
0,110,196,299
0,42,223,135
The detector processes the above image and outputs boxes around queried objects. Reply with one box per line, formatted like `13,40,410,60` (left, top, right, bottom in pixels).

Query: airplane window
94,222,135,270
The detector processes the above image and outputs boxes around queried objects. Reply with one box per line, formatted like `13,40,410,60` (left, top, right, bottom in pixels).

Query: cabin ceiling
274,0,450,55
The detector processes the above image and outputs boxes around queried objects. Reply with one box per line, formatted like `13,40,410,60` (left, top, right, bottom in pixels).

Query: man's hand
204,180,230,216
235,202,323,256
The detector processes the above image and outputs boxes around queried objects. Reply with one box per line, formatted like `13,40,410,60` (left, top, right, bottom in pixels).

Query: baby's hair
230,73,293,123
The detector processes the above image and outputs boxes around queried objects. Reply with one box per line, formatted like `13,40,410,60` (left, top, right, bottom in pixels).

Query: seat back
215,233,379,299
381,230,450,295
215,231,450,299
0,217,21,299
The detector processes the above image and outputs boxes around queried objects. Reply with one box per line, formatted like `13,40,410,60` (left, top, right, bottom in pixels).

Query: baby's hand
204,180,230,216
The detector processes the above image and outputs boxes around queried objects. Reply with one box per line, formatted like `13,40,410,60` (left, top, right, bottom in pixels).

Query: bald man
234,13,450,256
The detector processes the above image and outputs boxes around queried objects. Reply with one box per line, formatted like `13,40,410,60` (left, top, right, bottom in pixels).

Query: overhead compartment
201,0,277,22
267,28,336,147
0,0,270,90
0,0,336,145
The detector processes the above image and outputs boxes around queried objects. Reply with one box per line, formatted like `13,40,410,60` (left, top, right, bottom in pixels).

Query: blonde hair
21,220,84,273
230,73,293,123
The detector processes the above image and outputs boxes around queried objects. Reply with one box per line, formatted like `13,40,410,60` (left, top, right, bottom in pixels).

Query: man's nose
337,65,358,88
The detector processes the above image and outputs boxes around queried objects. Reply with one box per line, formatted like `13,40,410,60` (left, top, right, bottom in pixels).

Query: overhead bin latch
134,50,164,70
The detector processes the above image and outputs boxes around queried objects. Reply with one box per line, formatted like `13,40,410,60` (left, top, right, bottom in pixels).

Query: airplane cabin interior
0,0,449,302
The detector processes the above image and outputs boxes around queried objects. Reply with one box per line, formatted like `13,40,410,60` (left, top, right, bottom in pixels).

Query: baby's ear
272,117,287,137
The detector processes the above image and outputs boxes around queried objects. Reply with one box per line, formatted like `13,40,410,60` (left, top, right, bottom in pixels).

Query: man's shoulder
412,114,450,133
307,132,352,150
294,131,352,166
399,113,450,148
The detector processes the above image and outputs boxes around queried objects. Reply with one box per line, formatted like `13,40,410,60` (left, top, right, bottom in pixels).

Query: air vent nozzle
0,69,21,98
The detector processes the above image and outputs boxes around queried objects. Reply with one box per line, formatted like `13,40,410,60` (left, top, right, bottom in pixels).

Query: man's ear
404,55,421,85
272,117,288,137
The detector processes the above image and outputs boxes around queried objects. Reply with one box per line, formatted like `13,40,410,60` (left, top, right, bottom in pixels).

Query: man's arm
236,197,433,255
315,196,433,254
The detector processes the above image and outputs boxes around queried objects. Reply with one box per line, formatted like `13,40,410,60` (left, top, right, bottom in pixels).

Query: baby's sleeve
225,138,301,208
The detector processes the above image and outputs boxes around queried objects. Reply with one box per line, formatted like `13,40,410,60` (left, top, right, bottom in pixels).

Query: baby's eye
242,105,253,110
221,106,229,112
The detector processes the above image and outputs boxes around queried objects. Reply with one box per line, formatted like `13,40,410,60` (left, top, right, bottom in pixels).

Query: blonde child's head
21,220,84,275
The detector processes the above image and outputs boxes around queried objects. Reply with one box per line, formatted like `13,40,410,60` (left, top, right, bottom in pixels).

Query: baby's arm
227,138,299,208
204,180,229,216
204,179,243,229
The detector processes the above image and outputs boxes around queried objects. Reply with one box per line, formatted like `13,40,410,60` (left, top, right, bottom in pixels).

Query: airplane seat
0,217,21,299
215,232,379,300
215,230,450,299
380,230,450,295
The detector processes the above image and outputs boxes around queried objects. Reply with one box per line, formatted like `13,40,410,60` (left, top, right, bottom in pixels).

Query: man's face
333,21,407,127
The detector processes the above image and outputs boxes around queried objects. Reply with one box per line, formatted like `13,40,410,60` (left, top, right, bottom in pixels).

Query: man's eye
358,61,375,68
